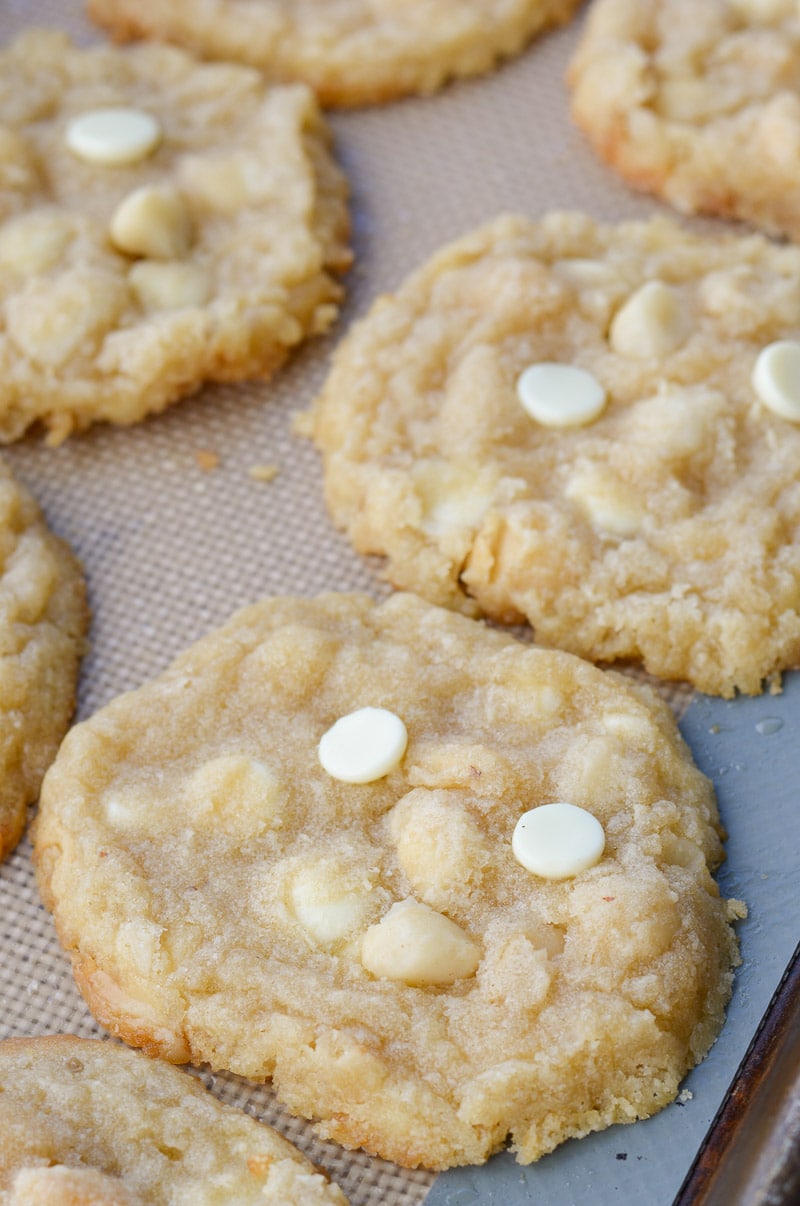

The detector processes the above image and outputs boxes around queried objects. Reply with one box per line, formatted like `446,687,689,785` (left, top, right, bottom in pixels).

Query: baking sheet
428,681,800,1204
0,2,797,1203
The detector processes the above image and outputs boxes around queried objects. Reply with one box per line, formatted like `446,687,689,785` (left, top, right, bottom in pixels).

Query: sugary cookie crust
0,29,351,443
34,592,741,1170
568,0,800,239
0,1035,348,1204
87,0,582,108
0,458,87,860
311,211,800,697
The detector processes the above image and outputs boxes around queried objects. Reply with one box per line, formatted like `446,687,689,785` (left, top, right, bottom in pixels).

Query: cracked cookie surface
35,591,741,1170
568,0,800,239
0,1035,348,1204
87,0,581,108
311,211,800,696
0,457,86,860
0,29,350,443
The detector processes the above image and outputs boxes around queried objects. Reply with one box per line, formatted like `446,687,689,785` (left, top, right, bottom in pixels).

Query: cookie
0,1034,348,1204
0,29,351,443
568,0,800,240
87,0,582,108
310,211,800,697
0,458,87,861
34,591,742,1170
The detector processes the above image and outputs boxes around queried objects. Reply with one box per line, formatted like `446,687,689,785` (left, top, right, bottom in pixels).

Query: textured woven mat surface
0,3,697,1202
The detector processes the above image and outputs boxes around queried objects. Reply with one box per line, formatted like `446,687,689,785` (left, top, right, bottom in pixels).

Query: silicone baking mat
1,3,797,1203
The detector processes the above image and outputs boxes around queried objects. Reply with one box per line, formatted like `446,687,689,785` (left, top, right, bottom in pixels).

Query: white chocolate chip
318,707,407,783
512,803,605,880
517,363,607,428
609,280,691,359
12,1167,137,1205
752,340,800,422
414,462,496,537
389,788,490,909
553,257,621,288
5,269,126,368
0,213,73,276
288,860,378,949
551,259,627,324
602,711,657,744
129,260,213,310
360,898,480,985
758,94,800,164
0,127,40,193
184,754,284,836
66,107,161,166
110,185,192,260
179,155,251,214
657,78,719,122
104,789,146,832
731,0,794,19
566,465,646,537
115,919,161,978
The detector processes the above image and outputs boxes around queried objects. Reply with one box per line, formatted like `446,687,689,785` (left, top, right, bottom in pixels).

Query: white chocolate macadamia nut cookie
568,0,800,240
34,592,742,1170
0,1035,348,1204
0,29,350,443
0,457,87,861
311,211,800,696
87,0,583,109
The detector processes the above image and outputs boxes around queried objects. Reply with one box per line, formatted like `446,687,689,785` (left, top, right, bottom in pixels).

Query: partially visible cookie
568,0,800,239
311,210,800,696
0,458,86,861
0,29,350,443
0,1035,349,1204
34,591,742,1170
87,0,582,108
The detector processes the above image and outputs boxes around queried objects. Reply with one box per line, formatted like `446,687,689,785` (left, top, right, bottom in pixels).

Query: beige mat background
0,2,703,1202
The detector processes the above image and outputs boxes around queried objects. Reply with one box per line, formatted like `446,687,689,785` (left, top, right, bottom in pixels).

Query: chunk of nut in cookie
360,898,480,985
516,362,607,427
110,186,192,260
66,106,161,166
609,280,691,359
752,340,800,422
318,707,408,783
512,802,605,880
